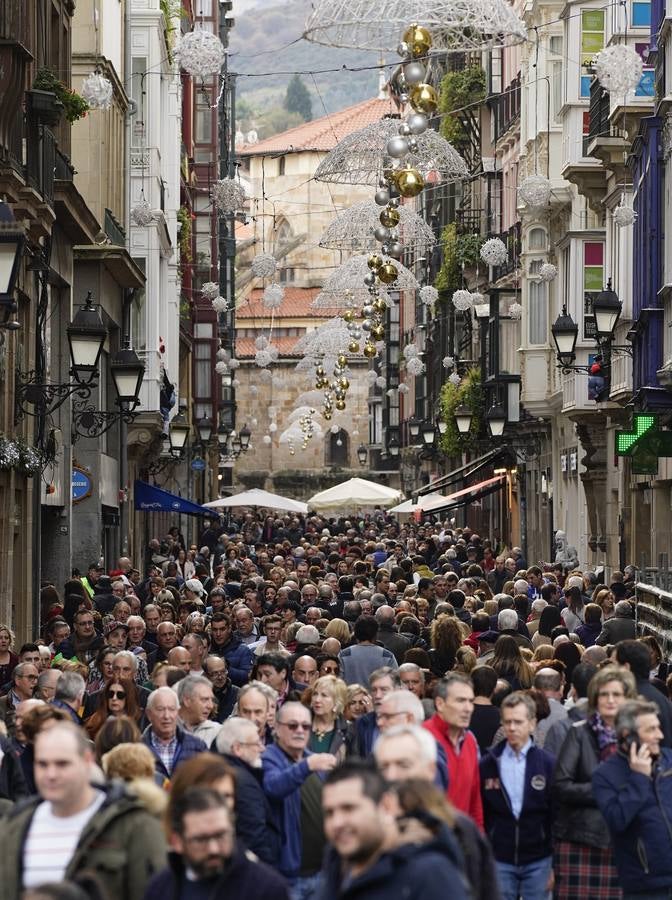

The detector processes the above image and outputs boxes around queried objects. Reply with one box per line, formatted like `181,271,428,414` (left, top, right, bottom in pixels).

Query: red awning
421,474,506,513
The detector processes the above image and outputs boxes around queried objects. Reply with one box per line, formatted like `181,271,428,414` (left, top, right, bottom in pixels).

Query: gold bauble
367,254,383,271
337,354,347,367
410,83,439,115
403,23,432,57
316,366,325,376
373,298,387,313
343,310,354,323
363,342,377,358
348,340,360,353
380,207,401,228
371,324,386,340
323,411,332,421
394,167,425,198
378,263,399,284
338,377,350,390
335,399,346,411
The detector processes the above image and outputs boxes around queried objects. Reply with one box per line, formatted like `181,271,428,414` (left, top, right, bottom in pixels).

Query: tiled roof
238,96,399,156
236,286,332,319
236,336,304,359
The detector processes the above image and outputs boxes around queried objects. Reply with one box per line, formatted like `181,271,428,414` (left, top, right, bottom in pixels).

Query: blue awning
133,481,215,517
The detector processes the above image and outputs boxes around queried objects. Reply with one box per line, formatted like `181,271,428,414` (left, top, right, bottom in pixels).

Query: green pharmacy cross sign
615,414,658,455
615,414,672,475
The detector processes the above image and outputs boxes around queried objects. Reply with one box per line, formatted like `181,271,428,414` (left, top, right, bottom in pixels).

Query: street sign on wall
72,465,93,503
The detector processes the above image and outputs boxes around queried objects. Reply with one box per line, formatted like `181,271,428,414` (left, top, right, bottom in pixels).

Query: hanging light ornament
613,203,637,227
319,201,436,253
175,28,226,79
452,289,474,311
518,174,552,208
81,71,114,109
480,238,508,266
539,263,558,282
211,296,228,313
215,361,229,375
262,435,272,445
251,253,277,278
211,178,247,215
398,382,409,394
202,282,220,299
448,372,461,385
595,44,643,95
262,283,285,309
420,285,439,306
130,198,155,227
508,301,523,320
442,356,455,369
406,356,425,376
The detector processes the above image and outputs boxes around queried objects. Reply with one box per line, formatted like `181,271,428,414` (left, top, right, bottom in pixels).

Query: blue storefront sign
72,466,93,503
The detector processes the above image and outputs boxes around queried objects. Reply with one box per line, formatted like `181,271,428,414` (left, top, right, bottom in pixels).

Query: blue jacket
592,748,672,891
142,726,207,785
223,752,280,867
261,742,314,878
480,740,555,865
212,635,254,686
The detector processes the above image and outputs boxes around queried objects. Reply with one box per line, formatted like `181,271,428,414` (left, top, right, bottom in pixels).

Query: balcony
490,74,521,144
585,78,629,181
491,221,521,284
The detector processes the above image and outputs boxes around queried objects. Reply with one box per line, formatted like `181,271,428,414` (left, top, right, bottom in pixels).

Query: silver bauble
389,184,401,199
399,123,412,137
389,228,399,241
378,178,388,188
388,242,404,259
363,272,376,286
381,243,390,255
362,319,373,332
397,74,408,93
407,137,419,152
374,189,391,206
386,136,409,158
374,225,391,242
403,61,426,85
362,304,374,317
388,197,400,208
399,92,409,103
351,327,362,339
407,112,429,135
397,41,410,58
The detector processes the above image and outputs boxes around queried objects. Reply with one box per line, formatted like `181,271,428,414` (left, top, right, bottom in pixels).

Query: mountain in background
229,0,383,138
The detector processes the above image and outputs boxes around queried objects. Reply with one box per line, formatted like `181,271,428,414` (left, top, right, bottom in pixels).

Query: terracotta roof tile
238,96,399,156
236,336,303,359
236,286,332,319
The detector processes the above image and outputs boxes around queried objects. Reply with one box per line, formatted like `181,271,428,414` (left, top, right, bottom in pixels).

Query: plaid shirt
150,731,178,775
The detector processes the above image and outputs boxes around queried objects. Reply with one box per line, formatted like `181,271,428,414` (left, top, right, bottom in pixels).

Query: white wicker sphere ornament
262,435,272,445
319,201,436,253
255,336,270,350
175,29,226,78
232,378,240,387
252,253,277,278
202,282,220,300
262,283,285,309
518,175,552,208
130,199,155,226
398,383,409,394
406,356,425,376
251,418,258,427
539,263,558,283
366,370,378,384
215,361,229,375
613,204,637,227
269,422,278,433
228,358,240,370
259,368,273,382
403,343,420,360
442,356,455,369
480,238,508,266
595,45,643,95
330,424,340,434
375,376,386,387
448,372,461,385
452,289,474,311
508,302,523,320
81,71,113,109
216,349,228,361
211,178,247,214
211,296,228,313
420,285,439,306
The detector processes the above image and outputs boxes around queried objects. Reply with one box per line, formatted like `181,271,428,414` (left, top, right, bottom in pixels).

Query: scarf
589,712,618,760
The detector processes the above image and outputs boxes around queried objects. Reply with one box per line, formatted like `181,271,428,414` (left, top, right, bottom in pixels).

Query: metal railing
491,74,521,143
25,126,55,208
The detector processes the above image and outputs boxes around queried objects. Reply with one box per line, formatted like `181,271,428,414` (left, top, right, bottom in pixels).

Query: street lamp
239,423,251,451
486,403,507,438
387,434,400,457
220,367,233,389
408,417,421,440
454,404,473,434
592,279,622,339
0,201,24,306
216,421,229,449
437,419,448,435
169,412,190,457
551,304,579,367
110,341,145,408
357,443,368,466
231,432,242,456
196,416,213,445
421,421,436,446
66,292,107,385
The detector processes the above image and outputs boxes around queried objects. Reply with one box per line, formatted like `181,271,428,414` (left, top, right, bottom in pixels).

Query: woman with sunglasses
85,679,140,739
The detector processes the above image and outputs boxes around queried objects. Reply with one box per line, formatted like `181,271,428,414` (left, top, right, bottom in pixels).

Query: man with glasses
145,787,288,900
55,609,103,665
249,614,286,657
262,701,336,899
0,663,38,737
204,655,239,723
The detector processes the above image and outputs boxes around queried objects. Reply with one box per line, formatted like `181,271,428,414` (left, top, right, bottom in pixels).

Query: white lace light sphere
215,361,229,375
452,289,473,311
262,283,285,309
211,179,247,214
255,336,269,350
613,204,637,227
375,376,386,388
406,356,425,376
211,296,228,313
420,285,439,306
259,368,273,382
398,383,409,394
518,175,552,208
262,435,272,445
81,72,114,109
442,356,455,369
448,372,461,385
269,422,278,433
403,343,420,360
508,301,523,320
130,199,155,227
480,238,508,266
202,282,220,299
595,45,643,95
252,253,277,278
365,370,378,384
175,29,226,78
228,357,240,370
539,263,558,283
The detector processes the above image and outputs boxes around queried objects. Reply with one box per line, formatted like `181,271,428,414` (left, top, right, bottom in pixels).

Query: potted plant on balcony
29,69,89,124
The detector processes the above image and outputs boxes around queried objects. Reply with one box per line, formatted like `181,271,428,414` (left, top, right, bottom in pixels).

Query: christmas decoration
595,44,643,95
175,29,226,79
81,71,114,109
251,253,277,278
480,237,508,266
518,174,552,208
211,178,247,215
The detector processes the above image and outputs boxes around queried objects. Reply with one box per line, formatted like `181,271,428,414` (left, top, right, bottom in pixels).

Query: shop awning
134,481,215,517
415,447,509,496
421,474,506,514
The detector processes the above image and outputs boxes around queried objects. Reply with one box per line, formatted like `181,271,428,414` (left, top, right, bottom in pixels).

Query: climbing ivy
438,66,486,146
439,367,485,457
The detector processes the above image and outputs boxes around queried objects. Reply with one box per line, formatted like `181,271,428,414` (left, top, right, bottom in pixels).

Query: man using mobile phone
593,699,672,899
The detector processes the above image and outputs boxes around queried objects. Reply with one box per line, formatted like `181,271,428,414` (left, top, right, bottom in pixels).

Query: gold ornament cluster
315,353,350,421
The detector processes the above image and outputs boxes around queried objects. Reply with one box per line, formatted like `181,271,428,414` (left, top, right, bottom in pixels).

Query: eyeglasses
108,690,126,699
278,721,311,731
20,674,38,681
185,829,232,848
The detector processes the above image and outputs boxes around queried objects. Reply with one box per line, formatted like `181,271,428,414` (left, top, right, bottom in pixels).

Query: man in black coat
616,639,672,746
145,786,288,900
373,605,411,664
204,655,239,723
215,716,280,867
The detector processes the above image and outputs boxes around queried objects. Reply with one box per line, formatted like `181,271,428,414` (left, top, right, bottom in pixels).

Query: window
274,218,292,252
529,227,547,250
131,58,147,147
632,0,651,25
195,93,212,143
489,49,503,94
635,42,655,96
131,259,147,352
583,241,604,338
529,280,548,345
325,429,349,467
278,156,286,176
581,10,605,97
549,37,564,120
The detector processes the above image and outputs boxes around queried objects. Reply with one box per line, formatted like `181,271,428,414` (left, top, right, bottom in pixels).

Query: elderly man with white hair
497,609,533,650
527,599,548,637
142,686,207,784
175,675,221,748
376,690,449,790
215,717,279,867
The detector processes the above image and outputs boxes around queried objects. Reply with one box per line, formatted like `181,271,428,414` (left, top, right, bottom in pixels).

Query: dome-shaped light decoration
314,119,468,186
508,301,523,320
211,178,247,215
449,371,461,385
452,289,474,311
175,28,226,78
420,285,439,306
251,253,277,278
202,282,220,299
318,200,436,253
262,434,272,445
314,254,418,305
518,174,552,208
375,376,386,388
228,357,240,370
613,203,638,227
595,44,643,95
130,198,155,227
442,355,455,369
81,71,114,109
269,422,278,433
216,348,229,361
262,283,285,309
211,296,228,313
215,361,229,375
403,343,421,360
304,2,526,53
480,237,508,266
398,382,409,394
539,263,558,283
406,356,425,376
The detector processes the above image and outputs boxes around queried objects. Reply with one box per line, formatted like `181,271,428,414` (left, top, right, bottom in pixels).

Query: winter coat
480,740,556,865
261,742,314,878
552,719,612,848
210,635,254,686
635,678,672,748
595,613,636,645
222,753,280,867
142,726,207,785
376,625,411,664
0,781,167,900
592,748,672,891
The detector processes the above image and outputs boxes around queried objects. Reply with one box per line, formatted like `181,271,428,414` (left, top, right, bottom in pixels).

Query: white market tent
307,477,402,511
204,488,308,514
388,492,448,515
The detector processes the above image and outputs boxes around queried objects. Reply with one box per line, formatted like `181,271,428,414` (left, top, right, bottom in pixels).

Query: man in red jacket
423,672,484,830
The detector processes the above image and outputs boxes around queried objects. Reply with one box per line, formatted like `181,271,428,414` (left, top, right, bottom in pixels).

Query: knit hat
184,578,205,596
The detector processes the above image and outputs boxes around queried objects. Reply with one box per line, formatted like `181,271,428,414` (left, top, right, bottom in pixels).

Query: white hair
146,685,178,711
374,724,438,763
379,689,425,724
215,716,258,755
498,609,518,631
113,650,138,673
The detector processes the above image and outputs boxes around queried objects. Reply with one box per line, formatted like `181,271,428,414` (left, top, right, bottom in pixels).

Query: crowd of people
2,512,672,900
